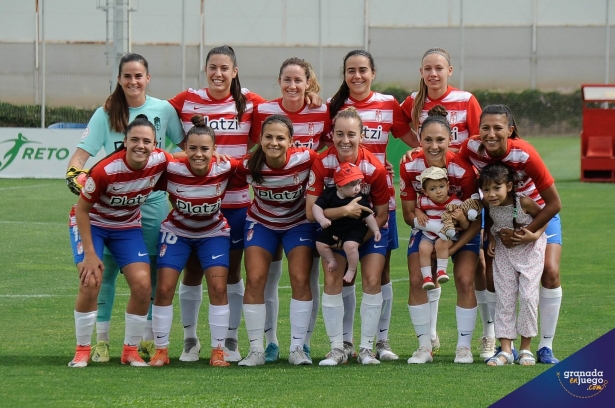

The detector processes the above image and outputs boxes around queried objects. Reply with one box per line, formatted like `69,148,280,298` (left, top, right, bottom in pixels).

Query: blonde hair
411,48,452,131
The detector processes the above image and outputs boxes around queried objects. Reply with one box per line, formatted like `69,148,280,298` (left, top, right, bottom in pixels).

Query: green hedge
1,88,583,135
373,85,582,136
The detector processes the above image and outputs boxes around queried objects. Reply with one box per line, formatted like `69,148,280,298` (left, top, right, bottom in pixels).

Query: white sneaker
407,347,433,364
478,336,496,359
357,348,380,365
454,346,474,364
319,348,347,366
179,338,201,362
223,338,241,362
375,339,399,361
288,346,312,365
238,349,265,367
431,335,441,354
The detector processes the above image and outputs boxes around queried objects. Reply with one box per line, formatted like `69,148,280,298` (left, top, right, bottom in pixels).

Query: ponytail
104,53,149,133
412,48,451,131
329,49,376,120
206,45,246,121
187,114,216,144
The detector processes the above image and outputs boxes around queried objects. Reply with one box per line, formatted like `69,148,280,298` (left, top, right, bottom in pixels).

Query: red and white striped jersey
78,148,172,229
400,86,482,148
329,92,411,211
168,87,266,209
399,150,478,202
250,99,331,151
416,194,463,240
307,145,390,211
457,137,555,207
233,147,318,230
158,157,238,239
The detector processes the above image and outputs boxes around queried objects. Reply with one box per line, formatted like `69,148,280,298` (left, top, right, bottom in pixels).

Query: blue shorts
387,210,399,251
69,225,149,268
223,206,249,250
407,230,480,257
333,227,389,259
244,221,316,257
156,232,230,272
545,213,562,245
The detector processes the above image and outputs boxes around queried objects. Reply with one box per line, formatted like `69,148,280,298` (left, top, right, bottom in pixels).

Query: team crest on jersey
80,127,90,141
84,177,96,194
247,229,254,242
149,177,156,188
293,173,301,185
307,122,315,136
216,183,222,196
159,244,167,257
449,110,457,124
154,117,161,130
375,109,382,123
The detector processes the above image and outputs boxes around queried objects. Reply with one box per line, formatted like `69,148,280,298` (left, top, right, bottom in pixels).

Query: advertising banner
0,128,106,178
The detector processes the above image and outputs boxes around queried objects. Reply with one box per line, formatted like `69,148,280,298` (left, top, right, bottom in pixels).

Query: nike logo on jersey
232,238,243,244
138,252,148,256
212,254,224,259
299,238,312,242
373,245,386,248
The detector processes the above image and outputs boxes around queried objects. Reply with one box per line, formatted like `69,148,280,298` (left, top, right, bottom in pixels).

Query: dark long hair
478,104,520,156
329,49,376,120
478,162,520,229
206,45,246,121
247,114,294,184
104,53,149,133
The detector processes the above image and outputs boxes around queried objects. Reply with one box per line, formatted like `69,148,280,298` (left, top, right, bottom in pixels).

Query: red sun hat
334,162,364,186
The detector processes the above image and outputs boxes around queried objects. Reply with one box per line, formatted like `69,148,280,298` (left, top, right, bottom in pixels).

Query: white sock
408,304,431,350
152,305,173,348
124,312,147,346
475,290,495,338
179,283,202,340
243,303,266,352
143,319,154,341
322,293,344,350
420,266,431,279
289,298,313,351
342,285,356,343
74,310,96,346
456,306,477,349
209,304,230,348
486,291,497,329
304,257,320,347
436,258,448,271
359,292,383,350
264,260,282,346
96,321,110,343
538,286,562,349
227,280,245,341
377,282,393,342
428,287,441,340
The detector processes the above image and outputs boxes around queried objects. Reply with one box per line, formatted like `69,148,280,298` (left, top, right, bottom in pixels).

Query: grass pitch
0,136,613,407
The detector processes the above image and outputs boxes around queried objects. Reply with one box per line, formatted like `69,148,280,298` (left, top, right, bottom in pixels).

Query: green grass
1,137,613,407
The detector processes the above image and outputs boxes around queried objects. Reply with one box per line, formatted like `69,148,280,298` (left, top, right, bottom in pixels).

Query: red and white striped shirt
158,157,238,239
457,136,555,207
329,92,411,211
399,150,478,203
250,99,331,151
78,148,172,229
233,147,318,230
307,145,390,214
169,87,266,209
416,194,463,240
400,86,482,148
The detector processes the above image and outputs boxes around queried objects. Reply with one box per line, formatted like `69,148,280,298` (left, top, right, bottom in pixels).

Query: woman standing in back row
400,48,494,358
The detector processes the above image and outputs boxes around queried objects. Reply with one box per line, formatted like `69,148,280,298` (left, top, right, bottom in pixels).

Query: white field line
0,184,51,191
0,278,409,299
